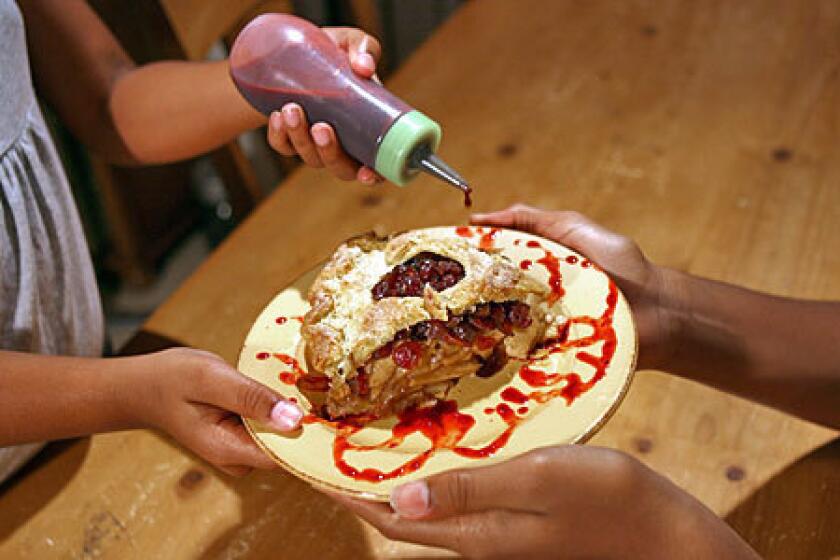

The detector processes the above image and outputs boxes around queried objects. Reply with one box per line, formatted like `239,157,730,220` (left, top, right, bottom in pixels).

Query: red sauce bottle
230,14,470,202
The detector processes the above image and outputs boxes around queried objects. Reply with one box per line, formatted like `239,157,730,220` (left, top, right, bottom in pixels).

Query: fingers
470,203,571,238
388,455,554,521
267,111,295,156
270,105,376,184
471,204,624,260
325,27,382,78
279,104,322,168
198,413,278,472
218,465,253,477
356,166,382,185
193,358,302,432
347,33,381,78
310,123,363,181
331,492,541,558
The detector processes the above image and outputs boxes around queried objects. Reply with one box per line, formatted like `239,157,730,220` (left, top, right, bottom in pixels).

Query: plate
237,226,637,501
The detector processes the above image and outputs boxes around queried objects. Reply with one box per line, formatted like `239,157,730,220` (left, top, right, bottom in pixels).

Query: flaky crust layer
302,231,547,382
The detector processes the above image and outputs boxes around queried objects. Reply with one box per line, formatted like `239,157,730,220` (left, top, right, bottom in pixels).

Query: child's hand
331,446,759,559
127,348,302,477
266,27,384,185
471,204,684,370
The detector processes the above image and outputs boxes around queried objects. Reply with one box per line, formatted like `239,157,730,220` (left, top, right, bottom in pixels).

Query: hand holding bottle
261,26,384,184
232,15,468,196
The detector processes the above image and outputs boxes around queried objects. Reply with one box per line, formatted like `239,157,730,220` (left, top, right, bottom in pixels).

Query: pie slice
301,230,549,419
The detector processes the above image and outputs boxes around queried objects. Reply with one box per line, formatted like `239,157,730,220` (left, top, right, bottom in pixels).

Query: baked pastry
301,230,549,419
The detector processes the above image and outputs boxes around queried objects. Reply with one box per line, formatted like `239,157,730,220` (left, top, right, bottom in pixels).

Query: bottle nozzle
411,146,472,206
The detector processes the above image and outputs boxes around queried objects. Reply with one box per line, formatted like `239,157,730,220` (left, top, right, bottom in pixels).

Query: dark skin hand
333,204,840,558
19,0,382,182
333,447,759,560
471,205,840,429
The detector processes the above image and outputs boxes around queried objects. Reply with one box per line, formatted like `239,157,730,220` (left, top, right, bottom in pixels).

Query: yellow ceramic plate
238,226,637,501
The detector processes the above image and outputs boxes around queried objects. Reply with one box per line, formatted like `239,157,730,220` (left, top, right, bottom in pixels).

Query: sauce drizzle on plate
259,236,620,483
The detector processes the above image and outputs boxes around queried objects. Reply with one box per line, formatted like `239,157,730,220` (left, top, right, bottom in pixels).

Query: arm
0,348,302,476
473,205,840,429
19,0,382,182
19,0,256,165
656,269,840,428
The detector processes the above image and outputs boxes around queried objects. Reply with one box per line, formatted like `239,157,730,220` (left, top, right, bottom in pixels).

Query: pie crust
301,231,549,418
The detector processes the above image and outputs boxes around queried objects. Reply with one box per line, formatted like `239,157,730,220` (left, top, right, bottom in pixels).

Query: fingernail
283,106,300,128
470,213,489,222
390,481,430,518
357,52,375,72
270,111,283,132
358,167,375,184
312,126,330,147
270,400,303,431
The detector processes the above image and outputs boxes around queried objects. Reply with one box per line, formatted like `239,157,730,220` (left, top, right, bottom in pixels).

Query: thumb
390,462,542,520
471,204,625,262
470,203,562,239
198,361,303,432
346,32,381,78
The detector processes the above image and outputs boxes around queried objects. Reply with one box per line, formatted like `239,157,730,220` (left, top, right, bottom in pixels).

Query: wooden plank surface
2,1,839,558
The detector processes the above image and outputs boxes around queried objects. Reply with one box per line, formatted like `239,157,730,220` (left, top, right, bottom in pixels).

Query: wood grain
1,1,838,557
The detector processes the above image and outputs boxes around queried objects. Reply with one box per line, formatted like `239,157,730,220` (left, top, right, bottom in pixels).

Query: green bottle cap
374,110,442,186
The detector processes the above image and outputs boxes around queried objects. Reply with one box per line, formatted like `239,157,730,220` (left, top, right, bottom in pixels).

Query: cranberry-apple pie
301,231,549,419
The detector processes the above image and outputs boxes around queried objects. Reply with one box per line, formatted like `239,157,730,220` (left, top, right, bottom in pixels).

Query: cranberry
372,282,389,300
469,314,497,331
410,321,431,341
395,274,422,297
392,341,423,369
418,260,435,280
446,319,477,345
426,320,449,341
371,253,465,300
474,335,498,350
472,303,491,317
506,301,532,329
490,305,508,329
372,341,394,360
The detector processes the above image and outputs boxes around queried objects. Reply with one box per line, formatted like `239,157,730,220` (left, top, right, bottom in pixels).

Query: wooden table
2,1,839,557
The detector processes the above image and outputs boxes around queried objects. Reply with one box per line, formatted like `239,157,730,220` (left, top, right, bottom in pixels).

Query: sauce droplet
536,248,565,304
500,387,529,404
270,353,330,392
478,228,500,250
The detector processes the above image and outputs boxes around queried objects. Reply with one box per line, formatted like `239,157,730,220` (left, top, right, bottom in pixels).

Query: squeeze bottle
229,14,470,202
